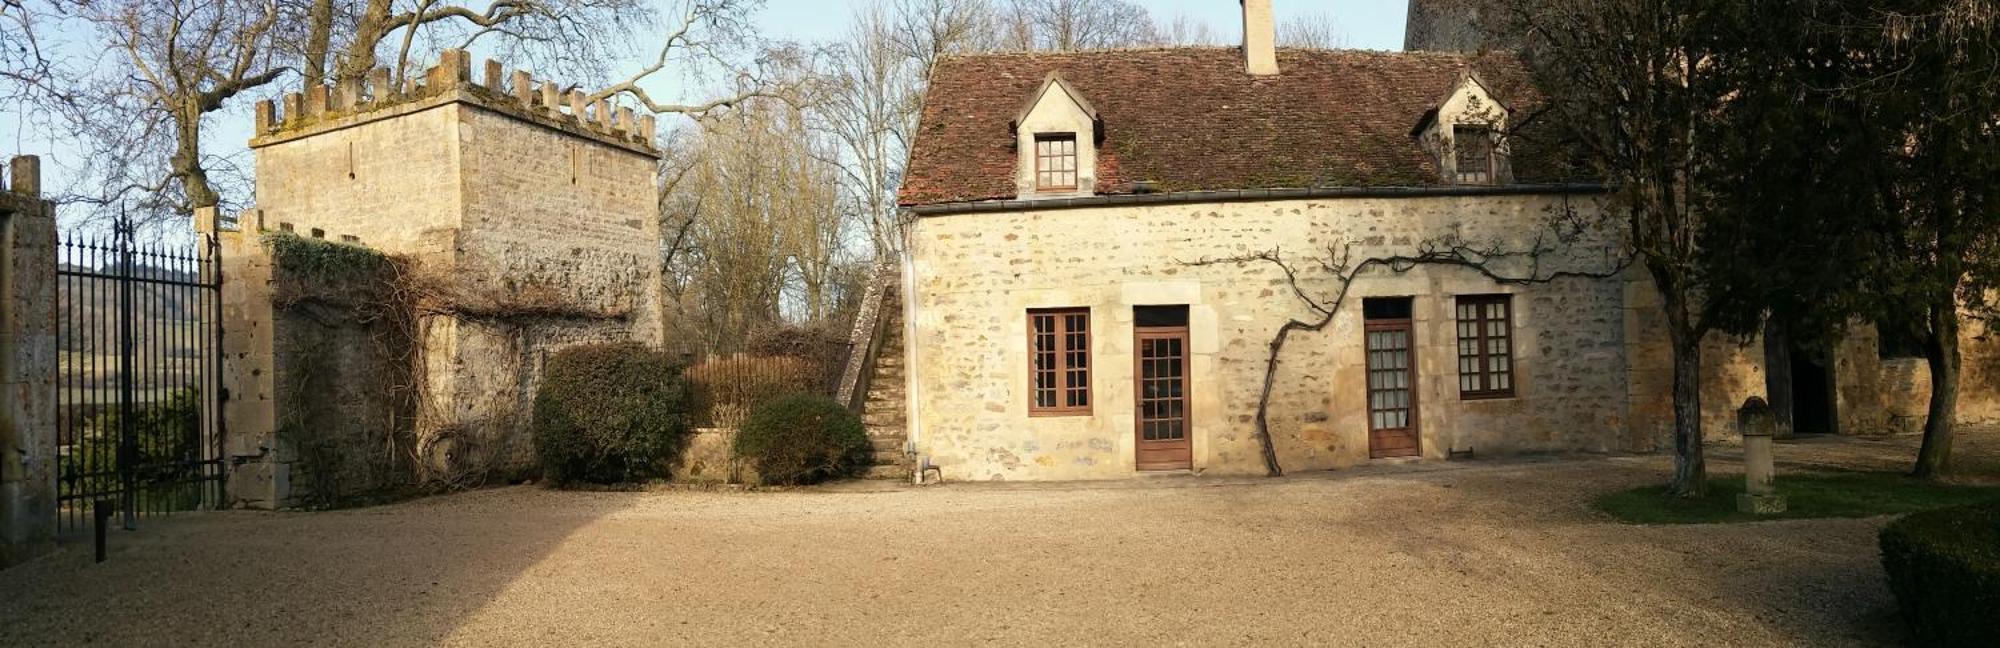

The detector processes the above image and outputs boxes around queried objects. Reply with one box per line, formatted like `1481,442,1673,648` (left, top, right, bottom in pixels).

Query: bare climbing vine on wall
1180,202,1630,477
265,232,644,496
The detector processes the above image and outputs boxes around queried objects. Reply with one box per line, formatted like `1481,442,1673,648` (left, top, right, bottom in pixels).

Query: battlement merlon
249,49,660,158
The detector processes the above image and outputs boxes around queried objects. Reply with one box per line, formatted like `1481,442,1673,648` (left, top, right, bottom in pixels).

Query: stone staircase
859,285,910,479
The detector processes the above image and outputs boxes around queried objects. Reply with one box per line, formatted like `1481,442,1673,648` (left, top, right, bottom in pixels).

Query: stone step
870,436,905,452
863,413,904,428
864,464,911,480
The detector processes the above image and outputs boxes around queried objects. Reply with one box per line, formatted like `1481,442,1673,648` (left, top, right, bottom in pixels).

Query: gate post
213,209,289,509
1,156,58,567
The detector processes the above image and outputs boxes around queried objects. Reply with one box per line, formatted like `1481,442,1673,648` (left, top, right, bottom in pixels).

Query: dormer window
1454,125,1495,185
1012,73,1098,198
1035,133,1079,191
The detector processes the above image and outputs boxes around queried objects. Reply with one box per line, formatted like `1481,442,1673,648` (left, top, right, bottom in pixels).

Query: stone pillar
216,211,290,509
1736,397,1787,514
1,155,57,567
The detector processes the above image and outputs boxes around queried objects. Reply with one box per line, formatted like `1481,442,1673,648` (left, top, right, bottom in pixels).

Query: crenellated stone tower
231,49,664,499
1404,0,1513,53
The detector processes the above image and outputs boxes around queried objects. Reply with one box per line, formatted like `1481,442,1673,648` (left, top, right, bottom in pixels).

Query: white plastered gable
1012,72,1100,199
1415,70,1514,185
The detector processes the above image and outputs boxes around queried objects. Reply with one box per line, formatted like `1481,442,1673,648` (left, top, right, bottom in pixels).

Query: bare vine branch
1181,223,1632,477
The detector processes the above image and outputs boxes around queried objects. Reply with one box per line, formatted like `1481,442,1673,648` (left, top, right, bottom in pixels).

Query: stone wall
904,191,1635,480
229,50,665,501
1,156,56,565
906,190,2000,481
1870,312,2000,432
218,222,419,508
1404,0,1511,53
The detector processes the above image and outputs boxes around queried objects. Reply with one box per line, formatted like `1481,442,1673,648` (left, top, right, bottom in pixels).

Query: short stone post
1736,397,1787,514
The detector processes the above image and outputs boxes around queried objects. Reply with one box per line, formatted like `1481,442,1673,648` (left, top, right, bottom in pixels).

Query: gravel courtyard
5,432,1990,647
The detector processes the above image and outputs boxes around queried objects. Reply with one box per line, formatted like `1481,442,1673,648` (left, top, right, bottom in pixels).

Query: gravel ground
2,429,1991,647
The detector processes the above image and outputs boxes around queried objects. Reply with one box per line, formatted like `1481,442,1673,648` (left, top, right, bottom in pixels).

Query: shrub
60,389,204,506
733,394,870,485
747,322,850,365
1879,499,2000,648
531,343,693,486
684,354,818,428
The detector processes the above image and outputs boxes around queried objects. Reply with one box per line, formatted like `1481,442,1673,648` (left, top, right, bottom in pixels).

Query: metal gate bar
56,216,224,533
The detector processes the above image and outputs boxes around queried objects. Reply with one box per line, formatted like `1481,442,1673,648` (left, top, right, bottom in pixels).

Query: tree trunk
1668,322,1707,497
1913,302,1960,479
302,0,334,87
1762,319,1794,438
172,110,219,210
340,0,396,82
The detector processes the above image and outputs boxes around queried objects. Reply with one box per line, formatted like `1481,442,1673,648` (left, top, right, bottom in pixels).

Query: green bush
733,394,870,485
531,343,693,486
60,389,204,502
1879,499,2000,648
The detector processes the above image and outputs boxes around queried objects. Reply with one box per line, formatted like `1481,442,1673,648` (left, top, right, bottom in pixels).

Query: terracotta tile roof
899,47,1575,207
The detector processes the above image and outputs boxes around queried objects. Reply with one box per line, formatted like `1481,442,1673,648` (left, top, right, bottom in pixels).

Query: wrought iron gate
56,217,224,532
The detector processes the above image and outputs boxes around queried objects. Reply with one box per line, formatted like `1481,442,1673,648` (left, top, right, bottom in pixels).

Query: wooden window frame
1034,133,1079,192
1028,307,1091,416
1453,125,1496,186
1455,294,1516,400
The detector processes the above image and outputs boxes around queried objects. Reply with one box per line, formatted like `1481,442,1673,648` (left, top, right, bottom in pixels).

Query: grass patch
1595,471,2000,524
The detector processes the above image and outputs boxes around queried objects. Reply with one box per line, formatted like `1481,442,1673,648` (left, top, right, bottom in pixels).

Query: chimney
1241,0,1279,75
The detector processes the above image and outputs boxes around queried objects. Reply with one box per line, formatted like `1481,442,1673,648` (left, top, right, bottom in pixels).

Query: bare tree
659,95,857,352
888,0,995,82
1150,13,1219,47
1502,0,1732,497
817,4,922,256
292,0,648,87
995,0,1158,52
0,0,62,102
54,0,286,218
1280,11,1345,49
36,0,654,224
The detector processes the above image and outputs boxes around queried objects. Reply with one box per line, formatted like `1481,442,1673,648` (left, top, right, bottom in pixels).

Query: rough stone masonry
222,50,664,507
0,156,56,564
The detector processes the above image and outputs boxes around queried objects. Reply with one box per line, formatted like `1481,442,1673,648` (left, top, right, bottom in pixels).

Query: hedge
1879,499,2000,647
733,394,870,486
531,343,693,486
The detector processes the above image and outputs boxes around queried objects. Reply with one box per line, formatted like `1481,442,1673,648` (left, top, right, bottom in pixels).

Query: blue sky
750,0,1409,50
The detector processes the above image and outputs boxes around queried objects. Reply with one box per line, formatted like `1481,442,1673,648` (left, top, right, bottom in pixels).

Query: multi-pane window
1029,308,1090,414
1455,295,1515,399
1454,125,1495,185
1035,133,1078,191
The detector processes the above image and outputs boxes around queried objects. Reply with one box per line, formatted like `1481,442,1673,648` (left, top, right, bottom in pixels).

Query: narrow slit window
1454,125,1495,185
1035,133,1078,191
1455,294,1515,399
1029,307,1091,415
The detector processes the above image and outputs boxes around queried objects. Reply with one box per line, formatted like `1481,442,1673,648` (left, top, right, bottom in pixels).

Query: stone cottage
885,0,2000,481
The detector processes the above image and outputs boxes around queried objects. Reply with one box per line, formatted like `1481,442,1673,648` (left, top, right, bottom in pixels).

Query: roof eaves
905,183,1612,216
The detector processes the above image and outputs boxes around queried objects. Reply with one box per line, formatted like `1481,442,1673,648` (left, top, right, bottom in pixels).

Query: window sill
1029,409,1093,418
1460,392,1517,402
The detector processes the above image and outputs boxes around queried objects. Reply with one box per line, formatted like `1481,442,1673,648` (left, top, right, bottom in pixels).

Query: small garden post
1736,398,1786,514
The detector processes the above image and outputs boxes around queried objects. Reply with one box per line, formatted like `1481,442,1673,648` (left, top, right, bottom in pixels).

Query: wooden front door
1135,326,1192,470
1366,318,1420,458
